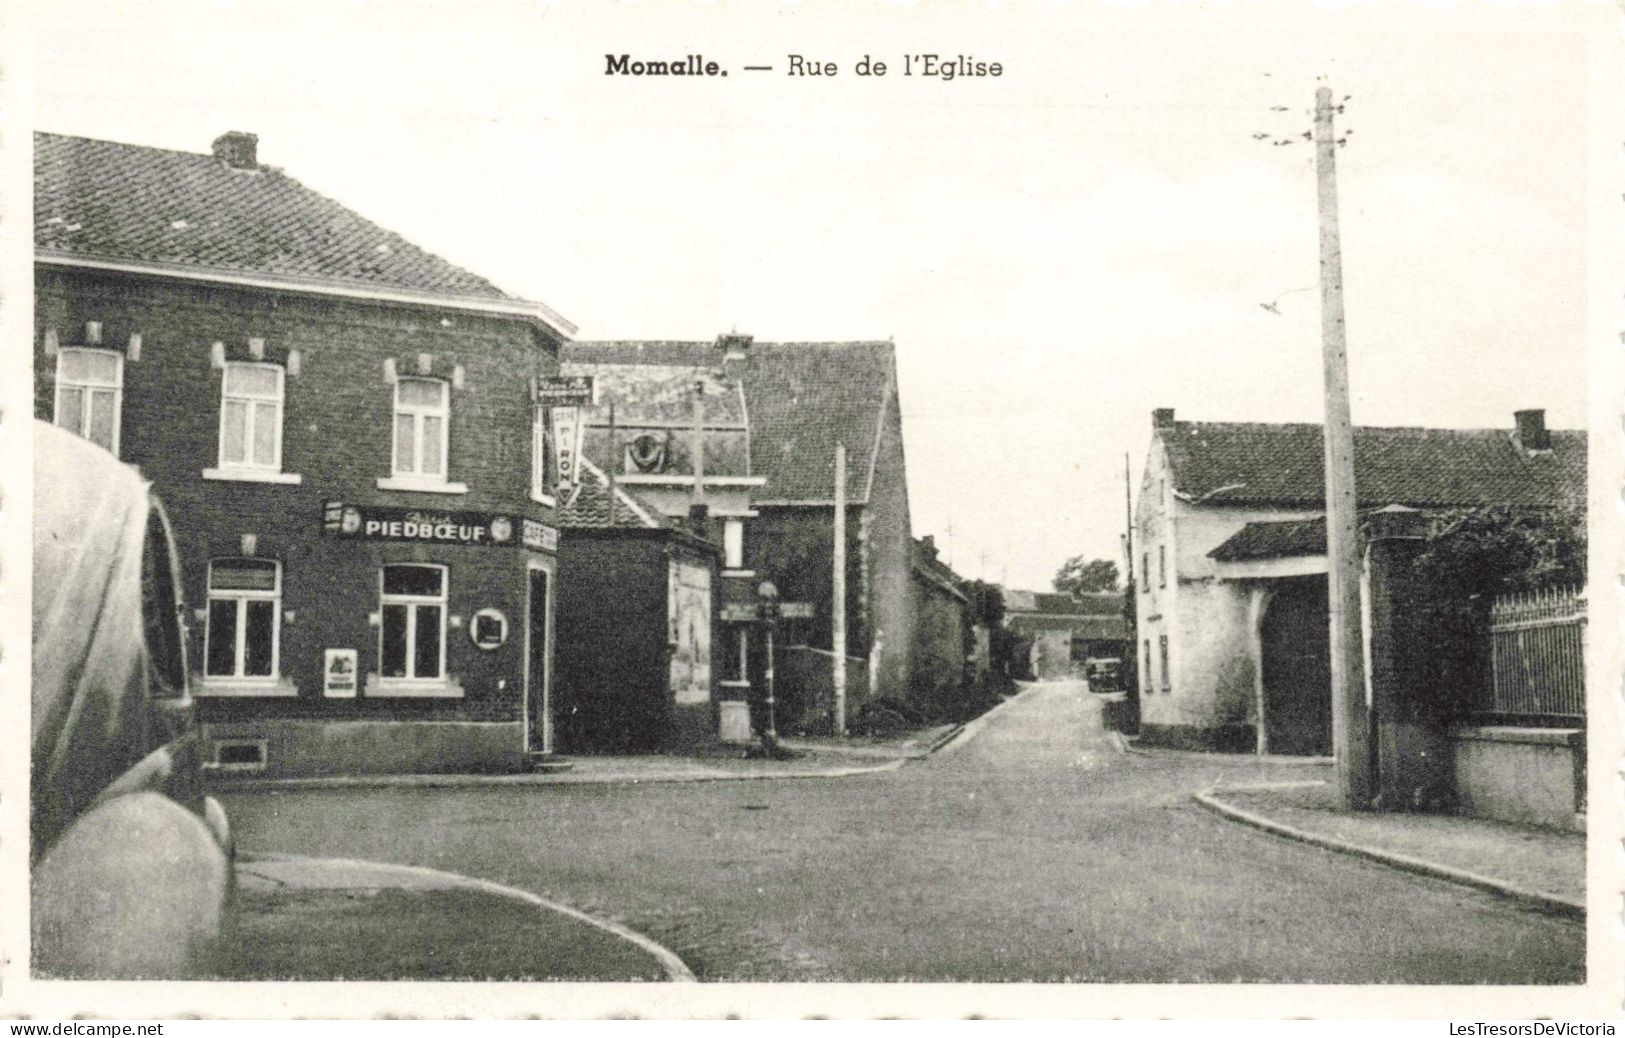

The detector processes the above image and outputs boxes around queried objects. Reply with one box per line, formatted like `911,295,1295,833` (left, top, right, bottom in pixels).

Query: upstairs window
205,558,281,681
55,348,122,454
219,363,284,471
393,378,449,479
724,519,745,569
1158,545,1166,588
380,564,447,682
531,405,553,499
1140,553,1149,592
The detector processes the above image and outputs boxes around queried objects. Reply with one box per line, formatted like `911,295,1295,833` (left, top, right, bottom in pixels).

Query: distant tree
1052,556,1120,596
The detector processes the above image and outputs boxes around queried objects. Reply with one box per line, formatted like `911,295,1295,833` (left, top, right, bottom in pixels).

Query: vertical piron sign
551,406,581,488
535,376,595,490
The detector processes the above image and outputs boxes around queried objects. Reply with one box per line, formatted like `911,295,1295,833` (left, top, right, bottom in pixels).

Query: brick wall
35,266,562,737
744,504,866,655
865,384,914,701
555,532,673,751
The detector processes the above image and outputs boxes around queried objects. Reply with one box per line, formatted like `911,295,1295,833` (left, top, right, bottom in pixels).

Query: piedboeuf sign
323,501,556,551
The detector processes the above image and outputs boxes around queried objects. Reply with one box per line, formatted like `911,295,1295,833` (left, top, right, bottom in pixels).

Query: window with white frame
205,558,281,681
54,348,123,453
380,564,447,681
392,378,449,480
219,363,284,471
723,519,744,570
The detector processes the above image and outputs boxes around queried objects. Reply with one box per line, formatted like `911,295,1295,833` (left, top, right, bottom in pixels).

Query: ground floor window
1143,639,1153,693
380,564,447,681
1158,634,1170,692
205,558,281,679
721,623,750,683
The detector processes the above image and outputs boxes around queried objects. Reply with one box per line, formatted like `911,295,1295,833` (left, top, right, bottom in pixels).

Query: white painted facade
1133,434,1320,740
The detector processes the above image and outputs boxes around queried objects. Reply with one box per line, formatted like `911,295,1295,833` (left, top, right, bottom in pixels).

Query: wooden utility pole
607,402,618,525
833,442,848,735
1123,452,1133,574
691,380,705,507
1315,85,1375,808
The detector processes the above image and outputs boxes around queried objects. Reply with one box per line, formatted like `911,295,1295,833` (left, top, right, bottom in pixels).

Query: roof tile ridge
35,130,224,162
247,165,519,302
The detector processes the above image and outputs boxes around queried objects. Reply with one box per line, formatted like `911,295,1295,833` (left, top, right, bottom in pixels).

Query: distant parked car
1085,657,1123,692
31,421,232,978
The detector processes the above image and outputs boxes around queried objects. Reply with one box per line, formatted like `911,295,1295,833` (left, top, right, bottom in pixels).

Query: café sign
534,375,596,407
324,502,556,553
522,518,559,552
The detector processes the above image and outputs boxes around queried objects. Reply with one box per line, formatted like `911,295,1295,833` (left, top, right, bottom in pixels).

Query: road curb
1193,790,1585,920
216,693,1016,794
214,758,904,793
1125,743,1334,766
923,722,968,753
241,853,697,981
931,687,1034,756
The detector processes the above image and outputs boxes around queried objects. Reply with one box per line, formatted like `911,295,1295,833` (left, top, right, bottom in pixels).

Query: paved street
218,682,1583,983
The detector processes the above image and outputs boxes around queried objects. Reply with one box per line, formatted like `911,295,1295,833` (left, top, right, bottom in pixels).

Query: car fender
32,791,230,979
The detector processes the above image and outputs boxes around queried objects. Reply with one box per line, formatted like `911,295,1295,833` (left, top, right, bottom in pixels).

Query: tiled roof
912,539,967,599
1005,590,1124,617
561,340,896,503
1208,516,1328,562
35,131,525,304
1159,420,1586,509
1007,613,1130,641
559,363,746,426
556,458,676,531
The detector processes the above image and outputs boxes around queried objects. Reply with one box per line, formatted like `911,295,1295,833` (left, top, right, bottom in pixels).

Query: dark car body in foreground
32,421,231,978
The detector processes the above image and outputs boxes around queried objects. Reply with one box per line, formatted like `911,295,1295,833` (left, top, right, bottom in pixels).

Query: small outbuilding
554,459,721,752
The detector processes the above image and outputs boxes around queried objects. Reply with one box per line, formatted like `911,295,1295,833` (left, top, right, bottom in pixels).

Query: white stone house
1133,407,1586,754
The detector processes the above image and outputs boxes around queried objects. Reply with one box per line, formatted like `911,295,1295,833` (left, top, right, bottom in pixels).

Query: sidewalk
1127,740,1334,767
216,853,692,981
213,742,912,792
1199,781,1584,916
778,722,962,759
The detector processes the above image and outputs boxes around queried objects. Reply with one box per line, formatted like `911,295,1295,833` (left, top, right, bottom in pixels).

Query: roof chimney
212,131,259,170
716,331,754,362
1153,408,1176,430
1513,408,1551,453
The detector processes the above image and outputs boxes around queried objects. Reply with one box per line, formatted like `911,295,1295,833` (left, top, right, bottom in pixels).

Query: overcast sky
29,1,1602,590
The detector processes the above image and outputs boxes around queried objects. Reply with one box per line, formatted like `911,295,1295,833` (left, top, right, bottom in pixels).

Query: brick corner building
33,130,576,777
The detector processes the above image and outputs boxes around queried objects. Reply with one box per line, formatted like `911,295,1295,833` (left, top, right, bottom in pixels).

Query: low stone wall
1137,721,1255,753
1450,725,1584,832
202,720,525,779
780,645,870,733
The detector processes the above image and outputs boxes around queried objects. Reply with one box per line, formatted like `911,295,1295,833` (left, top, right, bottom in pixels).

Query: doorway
525,563,552,754
1260,577,1332,756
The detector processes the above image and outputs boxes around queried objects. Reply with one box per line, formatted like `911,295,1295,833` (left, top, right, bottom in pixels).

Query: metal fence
1485,586,1586,722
